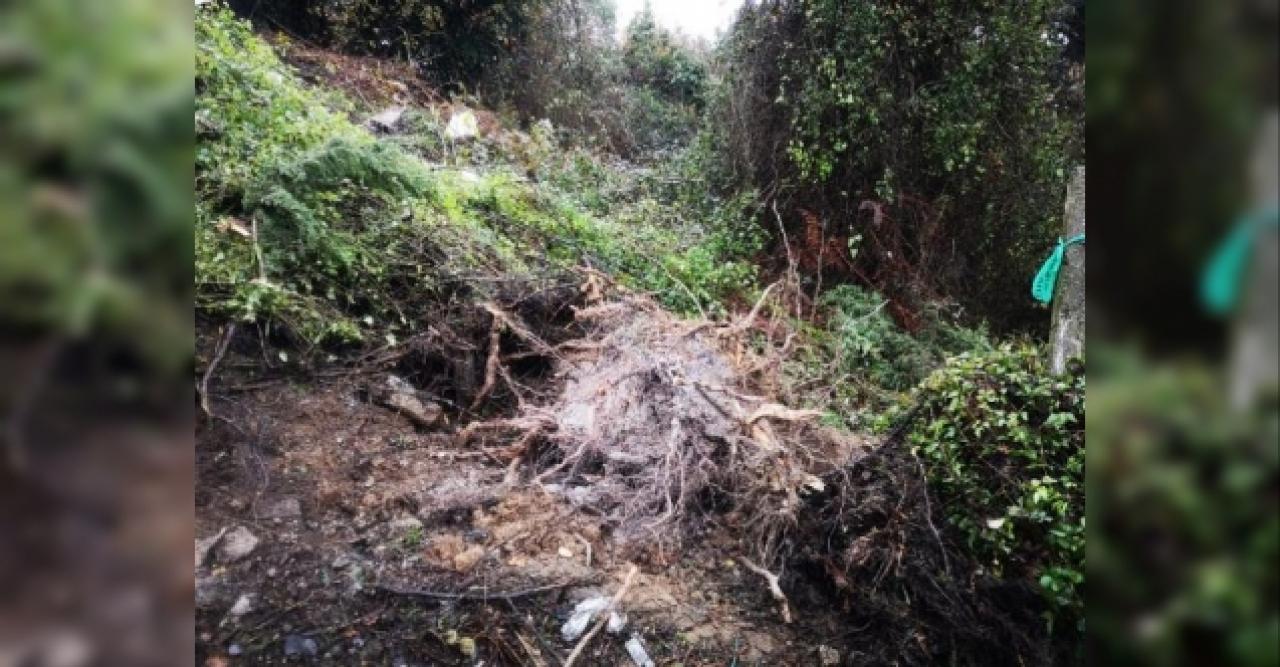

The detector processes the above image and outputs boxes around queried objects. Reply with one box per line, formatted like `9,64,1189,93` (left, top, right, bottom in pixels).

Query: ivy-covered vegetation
700,0,1082,332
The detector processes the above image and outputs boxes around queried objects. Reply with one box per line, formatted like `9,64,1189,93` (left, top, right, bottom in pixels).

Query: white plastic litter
560,596,627,642
560,597,609,642
624,635,655,667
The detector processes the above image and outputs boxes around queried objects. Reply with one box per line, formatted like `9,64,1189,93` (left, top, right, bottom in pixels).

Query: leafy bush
900,344,1085,631
785,285,991,421
823,285,991,393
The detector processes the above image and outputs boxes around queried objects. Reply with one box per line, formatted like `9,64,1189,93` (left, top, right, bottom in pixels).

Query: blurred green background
1088,0,1279,664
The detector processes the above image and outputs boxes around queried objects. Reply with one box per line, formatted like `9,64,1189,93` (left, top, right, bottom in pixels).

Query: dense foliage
899,344,1085,636
701,0,1082,331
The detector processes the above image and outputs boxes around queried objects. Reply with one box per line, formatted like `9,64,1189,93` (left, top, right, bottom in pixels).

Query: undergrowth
195,6,759,352
898,344,1085,638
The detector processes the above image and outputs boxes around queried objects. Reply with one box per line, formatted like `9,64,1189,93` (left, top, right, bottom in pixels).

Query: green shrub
900,344,1085,630
789,285,991,418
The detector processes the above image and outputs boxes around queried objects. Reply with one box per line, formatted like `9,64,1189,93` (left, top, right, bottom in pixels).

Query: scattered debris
625,635,656,667
561,596,624,642
817,644,841,665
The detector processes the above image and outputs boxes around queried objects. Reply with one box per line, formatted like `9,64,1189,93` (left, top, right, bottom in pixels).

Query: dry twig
199,323,237,418
470,317,504,410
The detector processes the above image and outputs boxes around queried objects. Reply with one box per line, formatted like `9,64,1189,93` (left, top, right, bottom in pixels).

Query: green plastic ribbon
1032,233,1085,304
1200,207,1279,316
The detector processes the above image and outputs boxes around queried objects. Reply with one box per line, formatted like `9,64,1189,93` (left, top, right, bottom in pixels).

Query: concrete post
1050,166,1086,374
1228,111,1279,410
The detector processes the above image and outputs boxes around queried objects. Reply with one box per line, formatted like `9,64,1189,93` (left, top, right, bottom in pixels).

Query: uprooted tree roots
433,273,1063,666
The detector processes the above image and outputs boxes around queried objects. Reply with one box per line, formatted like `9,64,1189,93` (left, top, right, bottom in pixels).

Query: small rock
259,497,302,520
228,594,253,616
283,635,319,658
194,527,228,569
367,106,406,133
332,554,352,570
227,644,242,657
457,637,476,658
195,573,231,610
557,546,574,559
372,375,442,428
217,526,259,563
818,644,840,666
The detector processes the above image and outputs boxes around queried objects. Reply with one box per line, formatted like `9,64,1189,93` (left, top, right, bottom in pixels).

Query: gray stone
283,635,319,658
228,594,253,617
367,106,406,133
372,375,442,429
195,573,231,610
259,497,302,520
217,526,259,563
195,527,228,569
1049,166,1085,374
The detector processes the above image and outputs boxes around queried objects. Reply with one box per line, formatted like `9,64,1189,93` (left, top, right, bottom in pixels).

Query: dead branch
739,556,792,624
745,403,822,425
481,302,555,357
374,578,592,602
199,323,237,418
456,414,555,447
914,454,952,577
563,565,639,667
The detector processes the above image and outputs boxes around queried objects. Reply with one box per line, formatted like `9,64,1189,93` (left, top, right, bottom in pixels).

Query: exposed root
739,556,792,624
470,317,504,410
